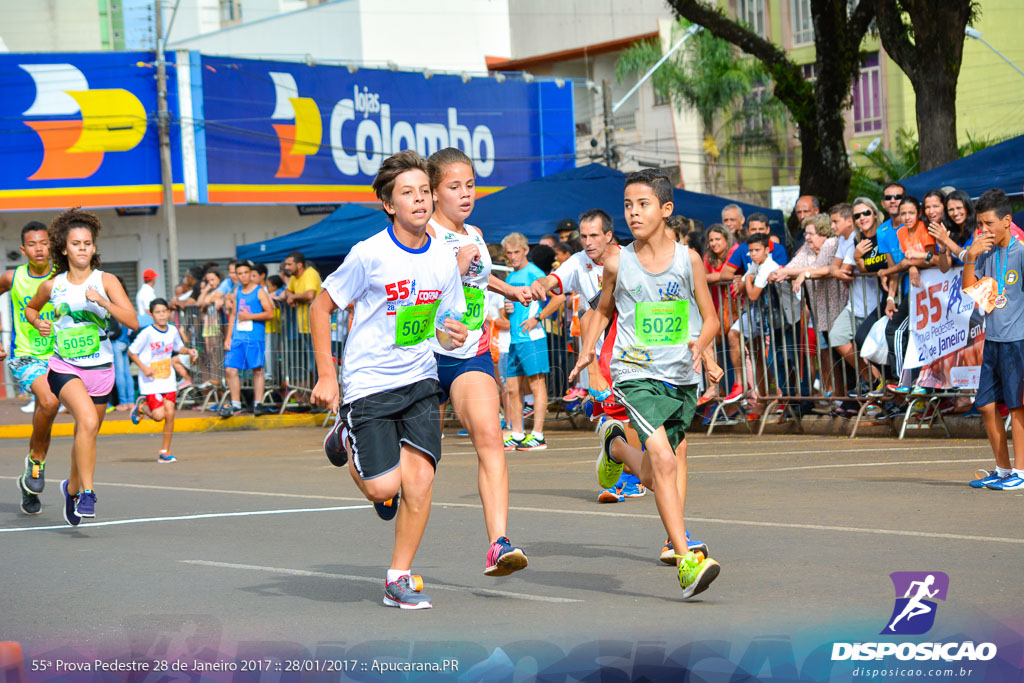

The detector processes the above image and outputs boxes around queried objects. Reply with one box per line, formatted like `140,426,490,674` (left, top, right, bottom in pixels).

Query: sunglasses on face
884,194,904,201
853,210,873,220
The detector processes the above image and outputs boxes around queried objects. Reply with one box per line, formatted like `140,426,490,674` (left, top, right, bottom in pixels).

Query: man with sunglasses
876,182,907,272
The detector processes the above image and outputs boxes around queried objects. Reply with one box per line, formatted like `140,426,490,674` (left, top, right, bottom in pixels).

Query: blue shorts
435,350,495,403
225,339,266,371
976,339,1024,410
507,337,550,378
7,355,49,394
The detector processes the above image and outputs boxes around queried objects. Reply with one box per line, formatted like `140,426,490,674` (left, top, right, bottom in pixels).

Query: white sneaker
20,399,36,414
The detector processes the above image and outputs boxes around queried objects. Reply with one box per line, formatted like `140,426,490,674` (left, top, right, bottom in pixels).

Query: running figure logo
881,571,949,635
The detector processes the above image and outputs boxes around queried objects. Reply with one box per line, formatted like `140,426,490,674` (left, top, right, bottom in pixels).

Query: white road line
0,505,370,533
0,476,368,502
469,505,1022,546
695,457,992,474
179,560,582,604
558,445,991,465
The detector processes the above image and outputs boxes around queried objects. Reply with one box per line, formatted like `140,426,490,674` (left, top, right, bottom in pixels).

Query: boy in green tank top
0,222,59,515
569,170,723,600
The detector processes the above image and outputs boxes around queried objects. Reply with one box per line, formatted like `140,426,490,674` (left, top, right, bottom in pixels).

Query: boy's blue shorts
975,339,1024,410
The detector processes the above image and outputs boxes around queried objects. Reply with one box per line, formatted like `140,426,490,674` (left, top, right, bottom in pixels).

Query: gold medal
994,295,1007,309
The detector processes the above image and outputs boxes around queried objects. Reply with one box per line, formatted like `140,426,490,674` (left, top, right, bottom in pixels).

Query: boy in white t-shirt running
128,298,198,462
311,150,468,610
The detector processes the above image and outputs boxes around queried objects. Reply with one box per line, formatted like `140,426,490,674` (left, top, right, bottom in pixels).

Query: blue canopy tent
902,133,1024,200
469,163,786,243
236,203,388,263
236,163,785,263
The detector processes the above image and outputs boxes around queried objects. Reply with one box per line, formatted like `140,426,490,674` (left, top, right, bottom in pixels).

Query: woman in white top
425,147,532,577
26,208,138,526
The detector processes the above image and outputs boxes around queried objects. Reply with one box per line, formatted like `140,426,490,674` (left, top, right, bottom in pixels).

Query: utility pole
602,79,615,169
155,0,179,293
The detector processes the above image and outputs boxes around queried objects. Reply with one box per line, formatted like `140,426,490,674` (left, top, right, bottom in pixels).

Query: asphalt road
1,426,1020,680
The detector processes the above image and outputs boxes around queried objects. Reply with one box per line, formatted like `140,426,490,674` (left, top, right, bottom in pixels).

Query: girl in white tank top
425,147,531,577
24,209,138,526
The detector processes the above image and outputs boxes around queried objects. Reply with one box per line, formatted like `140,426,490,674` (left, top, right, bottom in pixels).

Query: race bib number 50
635,301,689,346
395,302,440,346
462,287,485,330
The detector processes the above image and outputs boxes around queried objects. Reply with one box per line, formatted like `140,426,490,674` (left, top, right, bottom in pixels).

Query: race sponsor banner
916,316,985,390
199,55,576,205
904,267,975,370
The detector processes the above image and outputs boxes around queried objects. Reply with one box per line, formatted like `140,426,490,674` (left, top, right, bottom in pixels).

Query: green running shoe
677,550,721,600
596,419,625,488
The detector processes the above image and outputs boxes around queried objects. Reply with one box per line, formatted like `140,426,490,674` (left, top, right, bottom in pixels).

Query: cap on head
143,268,158,281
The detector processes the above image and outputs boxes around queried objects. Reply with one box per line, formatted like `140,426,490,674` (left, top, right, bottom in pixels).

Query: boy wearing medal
568,169,722,599
962,188,1024,491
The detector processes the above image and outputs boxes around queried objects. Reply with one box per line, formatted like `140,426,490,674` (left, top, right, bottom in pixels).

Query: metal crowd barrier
699,271,980,439
168,297,329,415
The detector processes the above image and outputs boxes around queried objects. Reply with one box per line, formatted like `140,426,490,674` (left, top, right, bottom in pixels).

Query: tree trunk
872,0,974,171
914,70,959,170
667,0,874,212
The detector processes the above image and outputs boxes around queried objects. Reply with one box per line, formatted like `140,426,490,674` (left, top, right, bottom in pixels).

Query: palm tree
617,20,779,193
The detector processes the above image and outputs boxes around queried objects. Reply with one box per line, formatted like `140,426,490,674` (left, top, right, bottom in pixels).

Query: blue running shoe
620,480,647,498
383,574,431,610
597,486,622,503
130,396,145,425
75,489,97,518
660,532,710,565
484,536,529,577
61,479,81,527
374,490,400,521
969,470,1007,489
987,472,1024,491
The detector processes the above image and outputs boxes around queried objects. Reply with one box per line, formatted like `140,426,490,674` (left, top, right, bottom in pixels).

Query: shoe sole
158,458,177,463
374,493,400,521
597,421,625,489
61,480,80,527
484,548,529,577
662,542,709,565
598,490,621,503
17,477,41,515
382,596,432,610
621,488,647,498
680,559,721,600
323,422,348,467
515,444,547,451
721,393,744,405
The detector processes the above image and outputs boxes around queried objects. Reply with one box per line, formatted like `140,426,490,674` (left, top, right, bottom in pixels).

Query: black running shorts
339,378,443,480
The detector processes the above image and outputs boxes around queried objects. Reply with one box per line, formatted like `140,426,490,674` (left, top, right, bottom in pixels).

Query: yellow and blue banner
0,52,185,211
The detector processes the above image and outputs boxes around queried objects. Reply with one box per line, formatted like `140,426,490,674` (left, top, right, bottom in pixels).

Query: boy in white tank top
569,169,723,600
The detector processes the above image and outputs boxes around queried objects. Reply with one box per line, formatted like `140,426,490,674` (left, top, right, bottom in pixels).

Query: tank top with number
49,270,114,367
611,242,701,386
428,218,492,360
10,263,55,359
